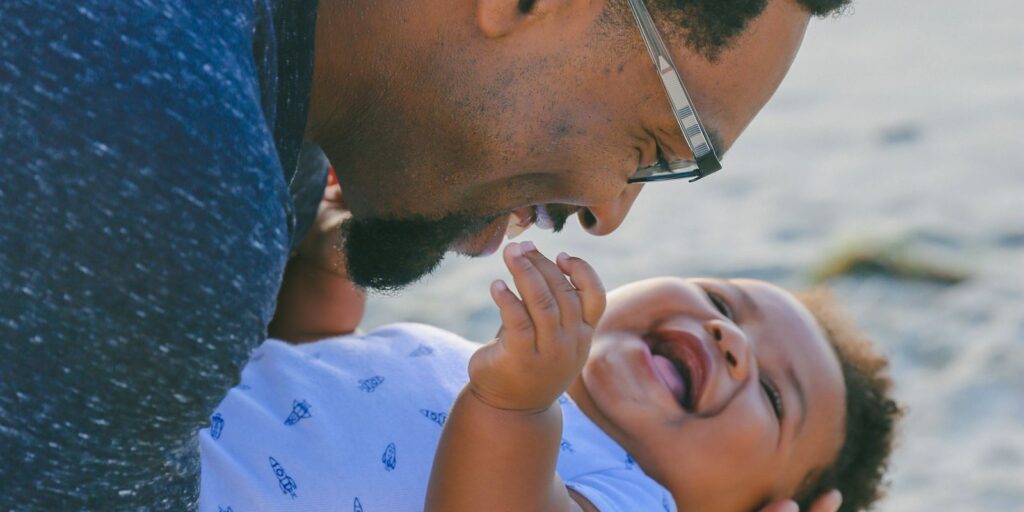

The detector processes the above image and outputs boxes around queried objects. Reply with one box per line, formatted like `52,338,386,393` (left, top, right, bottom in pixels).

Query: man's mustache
542,203,579,233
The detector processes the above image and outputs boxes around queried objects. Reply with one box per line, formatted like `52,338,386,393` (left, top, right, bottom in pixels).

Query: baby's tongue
652,354,687,402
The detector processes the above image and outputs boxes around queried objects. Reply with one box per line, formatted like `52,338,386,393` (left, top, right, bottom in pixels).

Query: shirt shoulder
200,324,477,510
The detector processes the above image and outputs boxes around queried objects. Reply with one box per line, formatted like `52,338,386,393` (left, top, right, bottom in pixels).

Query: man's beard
339,204,575,292
339,212,492,292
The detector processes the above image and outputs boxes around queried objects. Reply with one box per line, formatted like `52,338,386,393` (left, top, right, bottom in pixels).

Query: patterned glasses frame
625,0,723,183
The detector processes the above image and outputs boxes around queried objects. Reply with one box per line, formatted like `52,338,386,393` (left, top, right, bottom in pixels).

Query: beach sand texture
365,0,1024,509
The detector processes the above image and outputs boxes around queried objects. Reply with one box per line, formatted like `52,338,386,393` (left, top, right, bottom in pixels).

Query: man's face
314,0,810,289
570,277,846,511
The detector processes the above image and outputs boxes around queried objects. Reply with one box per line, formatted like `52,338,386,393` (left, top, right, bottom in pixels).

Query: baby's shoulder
369,322,481,357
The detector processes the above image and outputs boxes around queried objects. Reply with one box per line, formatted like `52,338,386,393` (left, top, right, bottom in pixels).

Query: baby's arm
425,242,605,512
268,171,365,342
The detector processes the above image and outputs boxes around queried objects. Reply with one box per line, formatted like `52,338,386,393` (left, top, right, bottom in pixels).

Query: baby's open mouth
646,331,710,413
506,205,555,239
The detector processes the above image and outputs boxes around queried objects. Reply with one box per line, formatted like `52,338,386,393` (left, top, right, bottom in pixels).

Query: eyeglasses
625,0,723,184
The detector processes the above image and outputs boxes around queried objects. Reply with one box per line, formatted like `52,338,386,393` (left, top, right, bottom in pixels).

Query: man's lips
645,329,712,413
451,216,508,257
453,205,559,257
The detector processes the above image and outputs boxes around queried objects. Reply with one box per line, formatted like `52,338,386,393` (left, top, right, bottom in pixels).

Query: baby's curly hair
794,290,903,512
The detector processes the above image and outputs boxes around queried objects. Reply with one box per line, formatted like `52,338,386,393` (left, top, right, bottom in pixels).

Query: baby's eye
761,379,784,420
706,291,733,320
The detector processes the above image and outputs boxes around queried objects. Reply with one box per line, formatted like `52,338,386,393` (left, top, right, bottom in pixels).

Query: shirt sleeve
0,2,302,508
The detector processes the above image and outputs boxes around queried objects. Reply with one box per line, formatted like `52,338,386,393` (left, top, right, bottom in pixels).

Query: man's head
309,0,849,290
567,277,899,511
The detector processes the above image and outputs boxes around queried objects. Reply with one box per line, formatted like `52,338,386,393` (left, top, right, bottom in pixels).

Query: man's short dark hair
795,289,902,512
605,0,852,61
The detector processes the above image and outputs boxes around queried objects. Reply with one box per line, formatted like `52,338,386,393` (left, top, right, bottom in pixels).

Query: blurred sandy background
364,0,1024,509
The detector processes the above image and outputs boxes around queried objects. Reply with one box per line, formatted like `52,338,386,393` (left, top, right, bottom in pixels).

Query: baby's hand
296,168,352,278
468,242,606,412
269,168,365,341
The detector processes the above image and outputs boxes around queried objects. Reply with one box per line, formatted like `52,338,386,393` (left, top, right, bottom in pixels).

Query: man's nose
704,319,751,383
578,183,644,236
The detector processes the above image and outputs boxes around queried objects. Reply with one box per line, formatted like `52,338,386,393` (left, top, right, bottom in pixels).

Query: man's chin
339,211,498,292
343,233,448,292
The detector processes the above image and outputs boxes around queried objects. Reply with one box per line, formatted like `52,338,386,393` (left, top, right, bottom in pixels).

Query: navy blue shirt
1,1,325,508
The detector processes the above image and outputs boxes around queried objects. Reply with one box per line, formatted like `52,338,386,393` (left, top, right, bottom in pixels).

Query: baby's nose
705,319,750,383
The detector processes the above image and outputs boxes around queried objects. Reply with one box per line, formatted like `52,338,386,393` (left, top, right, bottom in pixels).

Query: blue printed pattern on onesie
359,376,385,392
353,497,363,512
382,442,397,471
560,439,575,453
218,506,233,512
284,399,312,426
420,409,447,426
625,453,636,469
269,456,298,498
408,344,433,357
210,413,224,440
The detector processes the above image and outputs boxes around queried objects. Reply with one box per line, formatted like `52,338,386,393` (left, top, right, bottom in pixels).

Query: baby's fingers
556,253,606,327
503,242,561,339
490,279,535,350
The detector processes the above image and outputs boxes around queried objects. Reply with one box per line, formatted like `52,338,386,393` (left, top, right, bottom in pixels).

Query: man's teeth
506,212,528,240
534,205,554,230
506,206,554,240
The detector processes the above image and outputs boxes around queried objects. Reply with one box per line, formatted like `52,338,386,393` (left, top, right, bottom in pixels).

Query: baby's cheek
716,393,779,460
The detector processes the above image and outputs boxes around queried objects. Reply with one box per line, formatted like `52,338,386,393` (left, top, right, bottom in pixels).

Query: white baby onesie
199,323,676,512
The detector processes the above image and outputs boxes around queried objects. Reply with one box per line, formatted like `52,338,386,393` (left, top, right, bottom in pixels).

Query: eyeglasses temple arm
625,0,722,180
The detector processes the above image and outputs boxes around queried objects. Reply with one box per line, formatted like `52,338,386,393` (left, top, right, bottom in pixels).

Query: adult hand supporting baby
468,241,606,412
758,489,843,512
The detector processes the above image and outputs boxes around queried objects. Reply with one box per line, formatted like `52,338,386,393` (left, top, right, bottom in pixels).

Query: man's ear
476,0,571,38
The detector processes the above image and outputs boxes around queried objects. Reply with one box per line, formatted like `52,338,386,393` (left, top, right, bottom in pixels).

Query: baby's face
568,277,846,511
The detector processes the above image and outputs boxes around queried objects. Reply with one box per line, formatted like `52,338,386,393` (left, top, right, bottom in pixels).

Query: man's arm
1,1,302,506
425,243,605,512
